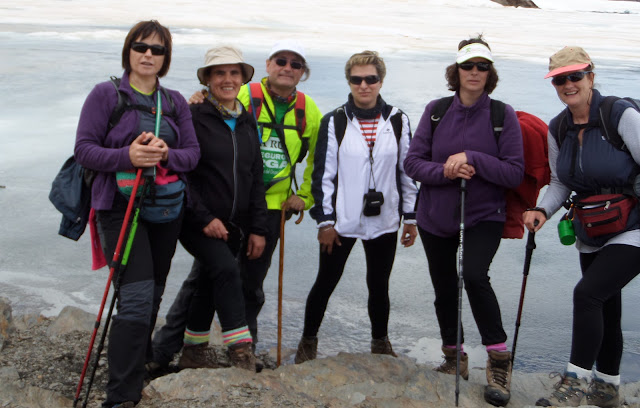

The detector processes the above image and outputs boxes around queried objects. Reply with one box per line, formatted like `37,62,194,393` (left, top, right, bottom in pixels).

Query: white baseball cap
456,43,494,64
268,39,306,62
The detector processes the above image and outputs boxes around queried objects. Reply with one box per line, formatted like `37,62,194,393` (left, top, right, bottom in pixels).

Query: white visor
456,43,494,64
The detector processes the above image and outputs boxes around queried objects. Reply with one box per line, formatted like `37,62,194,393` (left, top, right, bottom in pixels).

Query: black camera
363,189,384,217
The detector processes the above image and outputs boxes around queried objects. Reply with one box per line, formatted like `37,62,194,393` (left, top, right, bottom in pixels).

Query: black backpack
429,95,506,142
107,76,177,130
551,96,640,151
50,77,178,240
331,106,405,146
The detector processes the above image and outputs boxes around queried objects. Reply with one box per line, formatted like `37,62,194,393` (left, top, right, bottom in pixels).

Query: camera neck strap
357,116,380,190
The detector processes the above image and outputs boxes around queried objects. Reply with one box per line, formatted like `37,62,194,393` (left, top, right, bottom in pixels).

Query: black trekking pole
455,179,467,407
511,220,538,366
73,169,148,407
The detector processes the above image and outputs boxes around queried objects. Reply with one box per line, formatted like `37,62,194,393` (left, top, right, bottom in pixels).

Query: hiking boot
535,372,587,407
178,342,221,370
371,336,398,357
294,336,318,364
145,360,178,381
433,346,469,380
228,342,257,371
586,378,620,408
484,350,512,407
250,343,264,373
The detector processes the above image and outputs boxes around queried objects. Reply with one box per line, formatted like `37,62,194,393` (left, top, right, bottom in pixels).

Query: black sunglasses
131,42,166,56
458,61,492,72
349,75,381,85
551,71,591,86
274,58,304,70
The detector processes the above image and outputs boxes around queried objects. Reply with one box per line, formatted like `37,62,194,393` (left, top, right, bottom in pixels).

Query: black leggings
418,221,506,346
302,232,398,340
570,244,640,375
178,217,247,333
96,197,182,405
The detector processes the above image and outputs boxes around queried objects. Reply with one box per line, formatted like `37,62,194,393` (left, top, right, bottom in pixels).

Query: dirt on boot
294,336,318,364
371,336,398,357
177,343,223,370
228,342,257,371
586,378,620,408
535,372,588,407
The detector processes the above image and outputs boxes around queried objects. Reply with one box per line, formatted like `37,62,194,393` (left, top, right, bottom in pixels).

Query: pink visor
544,63,591,79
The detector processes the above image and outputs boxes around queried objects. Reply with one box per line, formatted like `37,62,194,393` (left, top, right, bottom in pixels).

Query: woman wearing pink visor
525,46,640,407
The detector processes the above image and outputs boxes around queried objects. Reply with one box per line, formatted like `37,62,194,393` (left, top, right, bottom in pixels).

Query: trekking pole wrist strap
525,207,548,220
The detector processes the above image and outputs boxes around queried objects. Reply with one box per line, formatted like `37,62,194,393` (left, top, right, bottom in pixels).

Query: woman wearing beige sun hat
524,46,640,407
149,45,268,373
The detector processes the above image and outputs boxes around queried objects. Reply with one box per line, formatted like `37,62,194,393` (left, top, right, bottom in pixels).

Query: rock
145,352,545,407
3,300,640,408
0,382,73,407
490,0,539,8
0,366,20,382
46,305,96,338
12,313,47,331
0,297,14,351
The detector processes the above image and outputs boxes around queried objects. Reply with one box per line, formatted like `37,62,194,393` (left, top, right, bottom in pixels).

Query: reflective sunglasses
349,75,381,85
274,58,304,70
551,71,591,86
131,42,166,56
458,61,492,72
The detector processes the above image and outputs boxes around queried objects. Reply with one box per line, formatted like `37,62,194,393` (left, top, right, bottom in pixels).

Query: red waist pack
574,194,638,238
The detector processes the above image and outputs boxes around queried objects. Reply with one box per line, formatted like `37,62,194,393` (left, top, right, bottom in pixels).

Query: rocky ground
0,304,280,408
2,300,640,408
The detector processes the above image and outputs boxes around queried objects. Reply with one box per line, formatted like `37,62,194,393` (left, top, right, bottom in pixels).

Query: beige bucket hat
197,45,255,85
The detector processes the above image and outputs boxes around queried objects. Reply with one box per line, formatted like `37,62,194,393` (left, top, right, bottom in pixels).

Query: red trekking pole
73,168,145,407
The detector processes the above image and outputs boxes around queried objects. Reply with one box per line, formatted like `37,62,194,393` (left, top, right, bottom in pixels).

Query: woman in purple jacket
403,36,523,407
74,20,199,408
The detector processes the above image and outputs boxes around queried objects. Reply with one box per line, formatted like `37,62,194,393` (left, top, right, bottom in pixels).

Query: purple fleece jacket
403,92,524,237
74,71,200,210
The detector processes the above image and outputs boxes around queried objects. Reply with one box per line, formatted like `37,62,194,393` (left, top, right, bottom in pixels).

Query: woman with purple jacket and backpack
404,36,524,407
74,20,199,407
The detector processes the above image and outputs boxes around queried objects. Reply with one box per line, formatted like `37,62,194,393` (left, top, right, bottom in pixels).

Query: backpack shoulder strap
108,76,127,130
489,99,506,143
158,86,176,120
248,82,264,118
294,92,309,163
108,76,177,130
599,96,630,152
430,96,454,135
390,109,404,144
332,107,348,146
294,91,307,137
548,110,568,148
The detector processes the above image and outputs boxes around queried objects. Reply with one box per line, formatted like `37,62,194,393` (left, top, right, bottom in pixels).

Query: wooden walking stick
277,208,304,367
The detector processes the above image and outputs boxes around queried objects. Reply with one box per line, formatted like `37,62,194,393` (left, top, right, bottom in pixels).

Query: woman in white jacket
294,51,418,363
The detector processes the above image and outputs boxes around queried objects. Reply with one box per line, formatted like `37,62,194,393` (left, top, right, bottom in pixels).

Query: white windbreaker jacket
310,101,417,240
